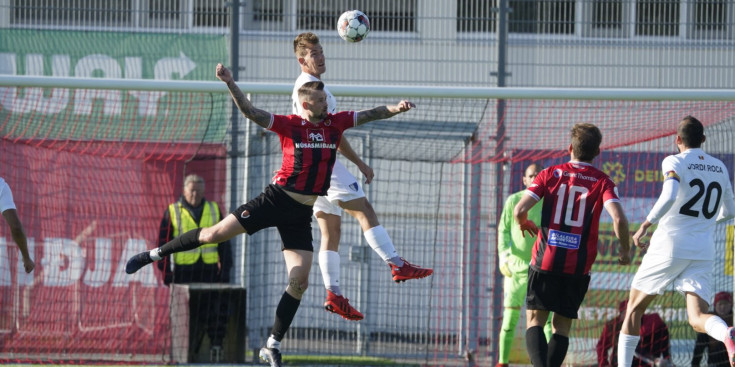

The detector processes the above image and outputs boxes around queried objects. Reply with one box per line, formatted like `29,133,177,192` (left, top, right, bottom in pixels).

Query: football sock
547,334,569,367
617,333,639,367
364,225,400,265
388,256,404,267
319,250,341,296
526,326,547,367
266,335,280,350
270,292,301,341
158,228,202,256
149,248,162,261
704,314,729,342
499,308,520,363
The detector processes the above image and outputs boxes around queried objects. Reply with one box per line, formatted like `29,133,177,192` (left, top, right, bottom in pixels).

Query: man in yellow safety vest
157,174,232,363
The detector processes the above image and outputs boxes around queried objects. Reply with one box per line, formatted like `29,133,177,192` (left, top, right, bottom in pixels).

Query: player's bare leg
525,310,572,367
617,288,657,367
341,197,433,283
684,292,735,367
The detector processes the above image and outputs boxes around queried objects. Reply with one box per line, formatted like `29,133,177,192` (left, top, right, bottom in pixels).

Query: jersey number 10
553,184,589,227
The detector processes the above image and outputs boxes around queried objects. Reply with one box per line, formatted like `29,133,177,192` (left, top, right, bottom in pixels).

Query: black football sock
270,292,301,341
547,333,569,367
526,326,548,367
158,228,202,256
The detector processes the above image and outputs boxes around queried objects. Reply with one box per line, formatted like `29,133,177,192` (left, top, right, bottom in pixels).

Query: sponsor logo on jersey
295,142,337,149
556,170,598,182
663,170,680,181
548,229,581,250
293,129,337,149
308,129,324,142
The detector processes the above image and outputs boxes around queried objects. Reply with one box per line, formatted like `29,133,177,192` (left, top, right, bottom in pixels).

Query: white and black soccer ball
337,10,370,43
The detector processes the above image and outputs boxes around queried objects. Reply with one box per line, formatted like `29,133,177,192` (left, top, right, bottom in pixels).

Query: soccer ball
337,10,370,43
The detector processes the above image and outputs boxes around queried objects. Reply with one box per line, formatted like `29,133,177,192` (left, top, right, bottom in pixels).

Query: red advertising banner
0,139,226,361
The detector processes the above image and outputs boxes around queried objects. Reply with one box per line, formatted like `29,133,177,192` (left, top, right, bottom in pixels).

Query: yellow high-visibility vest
170,200,220,265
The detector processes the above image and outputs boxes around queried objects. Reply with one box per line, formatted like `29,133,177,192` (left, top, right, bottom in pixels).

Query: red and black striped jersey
269,111,356,195
526,161,620,276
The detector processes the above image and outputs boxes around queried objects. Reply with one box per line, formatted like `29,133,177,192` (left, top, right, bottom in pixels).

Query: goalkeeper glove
499,261,512,278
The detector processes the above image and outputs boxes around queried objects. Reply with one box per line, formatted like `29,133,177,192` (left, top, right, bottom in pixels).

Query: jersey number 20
679,178,722,219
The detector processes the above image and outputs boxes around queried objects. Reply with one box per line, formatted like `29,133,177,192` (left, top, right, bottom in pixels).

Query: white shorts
630,253,714,303
313,160,365,216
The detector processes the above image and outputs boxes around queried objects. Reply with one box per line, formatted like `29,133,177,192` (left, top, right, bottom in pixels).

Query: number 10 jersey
526,161,620,276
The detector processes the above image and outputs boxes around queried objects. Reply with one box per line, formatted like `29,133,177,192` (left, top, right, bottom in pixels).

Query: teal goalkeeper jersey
497,190,543,264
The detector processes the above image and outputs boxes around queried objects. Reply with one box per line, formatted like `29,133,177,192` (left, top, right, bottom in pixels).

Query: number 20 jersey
647,148,735,260
526,161,620,276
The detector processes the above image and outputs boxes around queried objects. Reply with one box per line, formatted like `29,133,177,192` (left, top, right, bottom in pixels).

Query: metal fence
4,0,735,88
2,1,735,366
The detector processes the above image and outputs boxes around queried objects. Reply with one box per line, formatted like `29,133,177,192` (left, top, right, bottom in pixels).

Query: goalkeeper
496,163,550,367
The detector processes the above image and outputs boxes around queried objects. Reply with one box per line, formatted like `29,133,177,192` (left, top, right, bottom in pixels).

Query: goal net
0,79,231,363
247,93,735,366
1,76,734,366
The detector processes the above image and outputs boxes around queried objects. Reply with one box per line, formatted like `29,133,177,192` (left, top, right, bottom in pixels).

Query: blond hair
293,32,320,58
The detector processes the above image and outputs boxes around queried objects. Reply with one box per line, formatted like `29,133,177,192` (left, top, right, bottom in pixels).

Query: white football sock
319,250,341,295
364,225,400,264
149,248,162,261
266,335,280,350
389,256,404,267
617,333,639,367
705,315,729,342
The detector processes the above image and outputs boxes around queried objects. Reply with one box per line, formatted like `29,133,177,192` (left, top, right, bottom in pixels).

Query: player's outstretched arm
604,201,631,265
355,100,415,126
215,63,271,128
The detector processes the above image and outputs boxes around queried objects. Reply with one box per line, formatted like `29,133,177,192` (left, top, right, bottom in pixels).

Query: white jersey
0,177,17,213
647,148,735,260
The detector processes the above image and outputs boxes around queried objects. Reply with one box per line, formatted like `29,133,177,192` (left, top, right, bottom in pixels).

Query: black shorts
232,184,314,251
525,267,590,319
